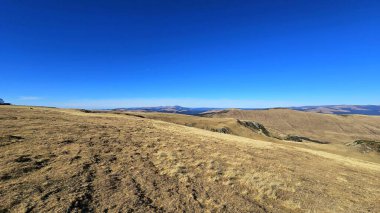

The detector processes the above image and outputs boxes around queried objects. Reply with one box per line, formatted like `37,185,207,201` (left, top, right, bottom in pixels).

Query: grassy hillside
109,111,277,142
1,105,380,212
204,109,380,143
203,109,380,162
109,110,380,163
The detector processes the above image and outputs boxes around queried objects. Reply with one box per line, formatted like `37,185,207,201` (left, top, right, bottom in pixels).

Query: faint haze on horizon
5,98,380,110
47,98,319,109
1,0,380,107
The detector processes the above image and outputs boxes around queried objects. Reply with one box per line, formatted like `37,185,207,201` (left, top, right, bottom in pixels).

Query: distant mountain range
289,105,380,116
112,105,380,116
0,98,11,105
113,106,221,115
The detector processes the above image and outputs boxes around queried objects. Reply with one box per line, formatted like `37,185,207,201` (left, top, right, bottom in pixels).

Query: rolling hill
89,108,380,162
106,111,276,142
203,108,380,144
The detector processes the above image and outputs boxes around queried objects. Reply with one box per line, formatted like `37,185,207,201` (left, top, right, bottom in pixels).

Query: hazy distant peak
289,105,380,116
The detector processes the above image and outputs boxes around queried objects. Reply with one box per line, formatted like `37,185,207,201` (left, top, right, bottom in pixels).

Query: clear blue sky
1,0,379,108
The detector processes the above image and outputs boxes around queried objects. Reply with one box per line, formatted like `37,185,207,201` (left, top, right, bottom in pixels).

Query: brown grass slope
204,109,380,160
111,111,276,142
117,110,380,163
205,109,380,143
1,106,380,212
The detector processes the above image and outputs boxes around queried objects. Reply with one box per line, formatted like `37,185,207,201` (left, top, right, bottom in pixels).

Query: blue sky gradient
1,0,379,108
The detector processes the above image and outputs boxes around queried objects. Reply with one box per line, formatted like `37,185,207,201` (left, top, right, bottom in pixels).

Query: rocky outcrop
235,121,329,144
211,127,231,134
349,140,380,153
237,120,270,136
284,135,329,144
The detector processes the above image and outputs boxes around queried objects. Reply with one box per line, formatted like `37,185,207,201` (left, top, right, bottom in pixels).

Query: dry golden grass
107,110,380,164
206,108,380,144
1,105,380,212
205,108,380,163
113,111,277,142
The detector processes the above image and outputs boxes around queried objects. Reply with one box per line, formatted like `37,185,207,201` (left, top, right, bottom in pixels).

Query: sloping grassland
0,106,379,212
